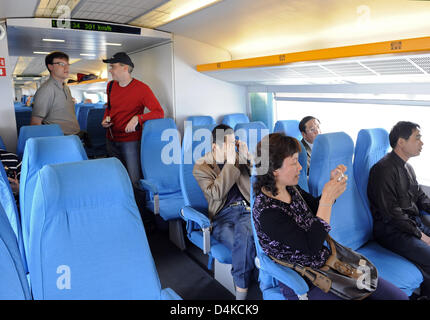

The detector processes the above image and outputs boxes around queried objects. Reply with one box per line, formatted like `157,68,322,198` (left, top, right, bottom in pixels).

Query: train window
83,92,101,103
275,99,430,186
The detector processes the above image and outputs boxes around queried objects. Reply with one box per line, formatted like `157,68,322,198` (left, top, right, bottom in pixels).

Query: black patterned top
253,185,331,268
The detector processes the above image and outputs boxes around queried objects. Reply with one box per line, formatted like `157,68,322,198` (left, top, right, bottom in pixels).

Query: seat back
186,116,216,127
234,121,269,155
0,202,31,300
17,124,64,158
77,106,93,131
15,108,32,135
19,136,88,255
86,108,107,158
308,132,373,250
354,128,390,213
28,158,164,299
0,160,27,271
273,120,302,141
180,124,216,213
0,136,5,150
141,118,181,195
221,113,249,129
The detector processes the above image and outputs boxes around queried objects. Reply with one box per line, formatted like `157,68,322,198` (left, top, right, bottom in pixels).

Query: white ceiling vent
360,58,423,75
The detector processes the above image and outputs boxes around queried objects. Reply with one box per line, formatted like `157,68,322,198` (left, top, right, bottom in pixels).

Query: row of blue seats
7,115,423,299
0,135,181,299
186,115,302,141
173,122,424,299
6,118,274,296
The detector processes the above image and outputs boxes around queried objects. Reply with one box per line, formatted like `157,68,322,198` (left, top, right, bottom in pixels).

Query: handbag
269,186,378,300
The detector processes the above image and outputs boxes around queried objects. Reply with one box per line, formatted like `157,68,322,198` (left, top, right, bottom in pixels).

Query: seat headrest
186,116,215,126
17,124,64,157
22,135,88,167
35,158,133,213
311,132,354,165
273,120,302,141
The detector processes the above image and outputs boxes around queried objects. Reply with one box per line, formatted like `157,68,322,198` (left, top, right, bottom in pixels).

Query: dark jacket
367,151,430,238
301,138,312,175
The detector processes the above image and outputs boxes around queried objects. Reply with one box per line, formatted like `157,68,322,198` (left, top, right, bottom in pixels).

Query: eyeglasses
51,62,70,67
307,125,320,134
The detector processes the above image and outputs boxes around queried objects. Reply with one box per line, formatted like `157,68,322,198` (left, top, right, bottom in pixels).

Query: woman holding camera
252,132,407,300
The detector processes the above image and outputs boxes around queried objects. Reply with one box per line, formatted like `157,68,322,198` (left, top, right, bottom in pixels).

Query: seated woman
252,132,408,300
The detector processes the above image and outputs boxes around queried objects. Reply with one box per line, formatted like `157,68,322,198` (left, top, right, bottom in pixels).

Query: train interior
0,0,430,300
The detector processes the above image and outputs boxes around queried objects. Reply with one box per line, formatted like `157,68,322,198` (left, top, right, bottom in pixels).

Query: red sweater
104,79,164,142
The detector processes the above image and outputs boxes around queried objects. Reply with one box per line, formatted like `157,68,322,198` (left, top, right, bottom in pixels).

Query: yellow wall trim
196,36,430,72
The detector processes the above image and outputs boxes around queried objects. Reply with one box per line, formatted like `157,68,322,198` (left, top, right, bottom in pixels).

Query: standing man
101,52,164,185
193,124,256,300
299,116,321,174
368,121,430,298
31,51,81,136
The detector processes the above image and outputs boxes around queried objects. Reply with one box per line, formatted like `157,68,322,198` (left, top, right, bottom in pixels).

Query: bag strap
107,81,114,111
269,255,332,293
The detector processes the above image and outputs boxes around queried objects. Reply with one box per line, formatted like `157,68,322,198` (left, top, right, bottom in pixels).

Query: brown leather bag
270,187,378,300
271,234,378,300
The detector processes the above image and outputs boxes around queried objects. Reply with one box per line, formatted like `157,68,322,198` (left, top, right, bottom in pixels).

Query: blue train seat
0,157,27,272
19,136,88,257
221,113,249,129
139,118,186,250
27,158,181,300
85,108,107,158
353,128,390,212
17,124,63,159
0,202,31,300
308,132,423,296
273,120,302,141
14,107,33,138
186,115,216,127
77,106,93,131
234,121,269,155
0,135,5,150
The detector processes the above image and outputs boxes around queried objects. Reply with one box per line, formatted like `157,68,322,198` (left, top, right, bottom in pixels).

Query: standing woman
252,132,408,300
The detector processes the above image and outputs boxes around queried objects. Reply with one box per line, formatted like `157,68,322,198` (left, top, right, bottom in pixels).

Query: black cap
103,52,134,68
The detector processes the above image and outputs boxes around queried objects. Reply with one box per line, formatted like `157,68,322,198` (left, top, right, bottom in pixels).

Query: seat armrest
181,206,211,254
137,179,159,214
259,254,309,296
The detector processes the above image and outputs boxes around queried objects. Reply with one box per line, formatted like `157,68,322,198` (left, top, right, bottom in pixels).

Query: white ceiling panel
71,0,166,24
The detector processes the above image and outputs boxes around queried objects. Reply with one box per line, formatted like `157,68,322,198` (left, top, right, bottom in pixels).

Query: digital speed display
51,20,141,35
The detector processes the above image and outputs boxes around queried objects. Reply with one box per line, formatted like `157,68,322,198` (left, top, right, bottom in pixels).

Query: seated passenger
253,132,408,300
299,116,321,175
193,124,256,300
0,146,21,196
368,121,430,298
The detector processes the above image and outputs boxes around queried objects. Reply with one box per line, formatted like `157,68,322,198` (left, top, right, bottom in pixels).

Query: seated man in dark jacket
368,121,430,297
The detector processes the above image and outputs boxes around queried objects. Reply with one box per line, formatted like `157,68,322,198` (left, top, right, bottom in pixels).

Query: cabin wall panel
172,35,247,133
130,43,175,120
0,23,18,151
